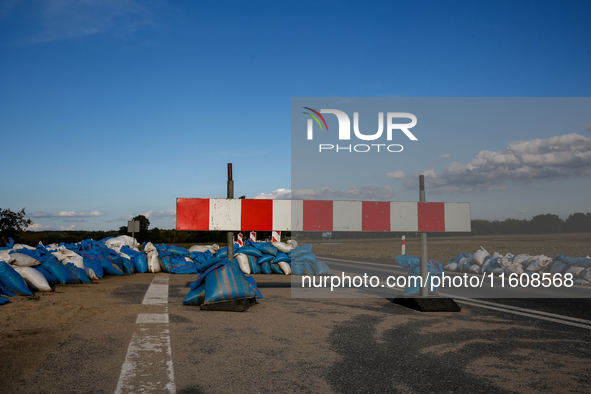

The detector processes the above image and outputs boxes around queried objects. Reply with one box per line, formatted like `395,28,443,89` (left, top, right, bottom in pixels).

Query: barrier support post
419,175,428,297
227,163,234,259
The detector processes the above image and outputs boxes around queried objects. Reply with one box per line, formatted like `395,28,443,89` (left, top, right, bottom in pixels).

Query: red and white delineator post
272,231,281,243
401,235,406,255
249,232,256,242
237,233,244,247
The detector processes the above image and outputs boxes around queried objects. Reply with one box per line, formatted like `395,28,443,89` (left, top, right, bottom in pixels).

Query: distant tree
0,208,33,244
132,215,150,233
564,212,591,233
528,213,564,234
118,225,127,235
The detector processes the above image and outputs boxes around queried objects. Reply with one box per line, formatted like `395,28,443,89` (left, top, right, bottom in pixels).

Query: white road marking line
142,274,169,305
457,300,591,330
137,313,169,324
116,274,176,393
114,327,176,394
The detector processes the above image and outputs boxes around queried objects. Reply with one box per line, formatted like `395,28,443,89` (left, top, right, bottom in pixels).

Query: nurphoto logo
303,107,418,153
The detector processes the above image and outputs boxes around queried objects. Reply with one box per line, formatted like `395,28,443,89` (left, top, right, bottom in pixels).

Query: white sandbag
471,247,489,266
46,243,59,250
566,266,585,277
234,253,251,274
574,279,589,286
582,269,591,283
277,261,291,275
506,263,524,275
104,235,138,249
512,254,531,264
52,249,85,269
144,242,161,273
84,266,98,280
13,243,35,250
525,255,552,272
272,242,293,253
492,267,505,276
287,239,298,248
10,252,41,267
498,256,511,268
13,266,52,291
0,250,11,263
189,244,220,254
468,264,480,274
444,262,458,272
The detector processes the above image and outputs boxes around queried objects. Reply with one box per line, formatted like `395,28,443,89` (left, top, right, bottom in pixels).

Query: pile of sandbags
396,254,444,295
442,247,591,285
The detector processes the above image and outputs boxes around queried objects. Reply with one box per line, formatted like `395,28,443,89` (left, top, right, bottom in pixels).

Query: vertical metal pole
227,163,234,259
419,175,428,297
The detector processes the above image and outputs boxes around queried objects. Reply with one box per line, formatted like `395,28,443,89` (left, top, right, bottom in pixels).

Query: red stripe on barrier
176,198,209,230
241,199,273,230
418,202,445,232
362,201,390,231
303,200,333,231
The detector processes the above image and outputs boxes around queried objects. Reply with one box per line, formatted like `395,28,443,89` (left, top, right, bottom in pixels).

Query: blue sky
1,0,590,231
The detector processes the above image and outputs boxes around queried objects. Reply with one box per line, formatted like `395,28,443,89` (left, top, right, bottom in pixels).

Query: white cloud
26,223,77,231
439,153,451,158
585,121,591,131
29,210,104,219
254,188,292,199
385,170,405,179
404,133,591,193
108,210,176,222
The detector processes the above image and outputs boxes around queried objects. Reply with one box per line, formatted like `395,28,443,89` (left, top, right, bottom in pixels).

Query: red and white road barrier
237,233,244,247
250,231,256,242
176,198,471,232
272,231,281,243
401,235,405,255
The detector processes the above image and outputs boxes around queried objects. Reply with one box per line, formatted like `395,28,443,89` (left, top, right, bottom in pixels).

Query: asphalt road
2,258,591,393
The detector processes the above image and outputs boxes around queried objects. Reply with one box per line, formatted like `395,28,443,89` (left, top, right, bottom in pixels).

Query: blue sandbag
274,252,291,263
396,254,421,269
553,254,591,268
204,263,256,304
78,252,105,278
158,250,172,273
171,265,199,274
235,246,263,258
216,243,240,258
257,254,274,264
244,276,263,299
252,242,278,256
198,254,226,272
189,260,232,290
98,256,124,276
312,260,333,276
294,253,316,264
289,244,313,259
291,263,304,275
303,262,315,275
260,261,272,274
65,263,92,284
0,282,16,297
248,255,260,274
0,295,9,304
405,259,443,295
271,263,283,274
183,283,205,305
33,265,58,284
121,246,148,273
121,257,135,275
549,260,567,274
41,261,80,284
167,245,189,256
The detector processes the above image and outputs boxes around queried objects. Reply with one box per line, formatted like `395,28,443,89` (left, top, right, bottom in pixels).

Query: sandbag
234,253,251,274
9,252,41,267
167,245,189,256
294,253,316,264
272,242,293,253
566,266,585,277
159,251,172,273
248,255,260,274
189,244,220,254
234,246,263,258
471,247,489,266
549,260,567,275
84,266,99,280
291,263,304,275
289,245,313,259
443,262,458,272
257,254,274,264
404,259,443,295
0,295,9,304
303,262,315,275
287,239,298,248
13,266,52,291
271,263,283,274
121,258,136,275
244,275,263,299
41,261,80,284
183,283,206,306
65,263,92,284
260,261,272,275
312,260,333,276
506,263,524,275
525,256,552,272
78,252,105,279
274,252,291,263
0,262,34,295
144,242,161,273
253,243,278,256
203,263,256,304
467,264,480,274
277,261,291,275
98,256,125,276
34,265,58,284
121,246,149,273
396,254,420,269
216,244,241,258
